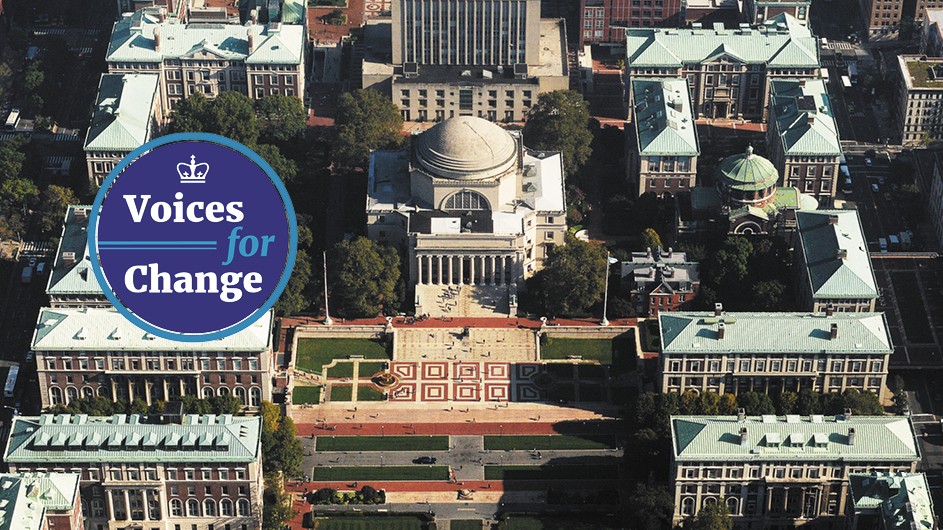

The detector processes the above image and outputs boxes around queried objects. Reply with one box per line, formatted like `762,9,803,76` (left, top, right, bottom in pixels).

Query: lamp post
322,250,333,326
601,252,618,326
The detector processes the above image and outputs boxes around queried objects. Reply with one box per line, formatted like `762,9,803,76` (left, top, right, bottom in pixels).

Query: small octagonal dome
717,145,779,193
415,117,518,180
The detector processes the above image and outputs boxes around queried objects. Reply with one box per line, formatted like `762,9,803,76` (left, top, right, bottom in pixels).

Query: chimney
825,304,834,317
830,323,838,340
828,214,840,225
62,252,76,267
844,408,853,419
73,208,88,221
848,427,857,446
799,79,806,87
807,114,815,125
154,26,161,52
158,7,166,22
250,8,258,24
718,322,726,339
836,249,848,260
740,427,749,446
737,408,746,422
247,28,255,53
714,302,723,316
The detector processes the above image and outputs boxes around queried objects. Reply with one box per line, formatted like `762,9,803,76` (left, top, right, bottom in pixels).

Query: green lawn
296,338,389,374
312,516,425,530
484,464,619,481
358,384,386,401
330,385,353,401
314,466,449,481
450,521,483,530
483,435,618,451
541,338,613,363
293,385,322,404
315,436,448,452
358,361,388,378
327,362,355,379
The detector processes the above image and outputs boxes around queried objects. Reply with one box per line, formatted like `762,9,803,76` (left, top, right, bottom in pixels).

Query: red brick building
580,0,685,46
620,249,700,316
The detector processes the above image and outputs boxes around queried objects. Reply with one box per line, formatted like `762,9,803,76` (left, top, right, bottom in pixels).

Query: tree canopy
255,94,308,143
332,89,403,168
682,502,732,530
260,401,303,479
526,237,608,316
697,236,793,311
522,90,593,175
38,185,77,237
641,227,663,252
328,237,401,318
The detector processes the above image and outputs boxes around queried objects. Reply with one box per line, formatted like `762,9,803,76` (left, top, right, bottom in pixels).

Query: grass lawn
578,384,605,402
483,435,617,450
315,436,449,452
450,521,483,530
293,386,322,404
548,384,576,402
327,362,355,379
312,516,425,530
330,385,353,401
314,466,449,481
497,515,623,530
358,384,386,401
358,361,388,378
485,464,619,481
541,338,613,363
296,338,389,374
891,272,934,343
641,319,660,352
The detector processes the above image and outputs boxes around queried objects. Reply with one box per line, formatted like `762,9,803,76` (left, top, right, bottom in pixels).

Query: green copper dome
717,146,779,192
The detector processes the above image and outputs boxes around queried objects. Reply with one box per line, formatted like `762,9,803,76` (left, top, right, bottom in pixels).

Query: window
238,499,250,516
171,499,183,517
221,499,234,516
204,499,217,517
545,231,554,240
187,499,200,517
444,191,489,211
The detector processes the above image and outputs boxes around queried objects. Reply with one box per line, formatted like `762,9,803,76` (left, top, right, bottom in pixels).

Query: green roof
770,79,841,156
84,74,159,152
45,206,102,297
797,210,878,300
899,55,943,90
659,311,892,354
671,415,919,462
281,0,305,24
0,472,80,530
632,78,699,156
4,415,261,464
718,146,779,192
107,9,304,65
849,472,936,529
625,13,818,69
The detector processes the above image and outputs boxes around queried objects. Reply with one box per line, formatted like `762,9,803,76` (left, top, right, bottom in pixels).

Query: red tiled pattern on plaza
422,362,448,380
389,383,416,401
453,362,479,380
453,383,480,401
420,383,449,402
485,383,509,402
485,362,510,380
380,361,550,403
391,363,416,380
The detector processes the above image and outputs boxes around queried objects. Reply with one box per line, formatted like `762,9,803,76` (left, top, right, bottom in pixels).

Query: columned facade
414,254,516,286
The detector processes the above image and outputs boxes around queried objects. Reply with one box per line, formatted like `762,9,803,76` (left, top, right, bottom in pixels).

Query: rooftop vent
714,302,723,316
848,427,857,445
828,214,840,225
825,304,834,317
717,322,726,339
62,252,76,267
737,408,746,421
739,427,749,446
837,249,848,260
830,323,838,339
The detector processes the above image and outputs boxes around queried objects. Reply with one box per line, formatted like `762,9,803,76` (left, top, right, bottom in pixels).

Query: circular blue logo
89,133,297,342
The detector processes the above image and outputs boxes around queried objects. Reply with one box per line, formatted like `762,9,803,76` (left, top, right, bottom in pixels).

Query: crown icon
177,155,209,184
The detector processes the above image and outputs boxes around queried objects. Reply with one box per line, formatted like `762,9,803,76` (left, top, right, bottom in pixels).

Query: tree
260,401,304,478
776,391,798,414
641,227,663,252
0,136,28,178
526,236,608,316
797,389,822,415
890,375,909,415
170,92,209,133
626,482,674,530
683,502,733,530
332,89,403,168
170,92,260,145
736,392,775,415
262,475,294,530
329,237,401,318
752,280,786,311
275,248,313,316
522,90,593,175
38,185,77,236
256,143,299,183
255,95,307,143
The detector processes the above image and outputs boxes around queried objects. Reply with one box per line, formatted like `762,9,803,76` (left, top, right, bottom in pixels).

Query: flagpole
601,251,611,326
323,250,333,326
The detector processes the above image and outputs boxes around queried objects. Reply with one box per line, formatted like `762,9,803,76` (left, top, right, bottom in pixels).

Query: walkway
295,418,625,437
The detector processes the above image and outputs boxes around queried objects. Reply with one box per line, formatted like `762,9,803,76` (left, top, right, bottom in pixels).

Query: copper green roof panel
632,78,699,156
849,472,935,530
84,74,158,152
770,79,841,156
718,146,779,192
797,210,878,300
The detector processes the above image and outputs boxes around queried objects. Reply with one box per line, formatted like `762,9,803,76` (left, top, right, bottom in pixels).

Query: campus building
795,210,878,313
47,206,111,309
3,414,263,530
106,6,305,115
624,14,820,121
620,248,700,317
83,74,163,188
658,309,892,396
0,472,82,530
361,0,568,122
924,8,943,55
628,78,700,197
579,0,686,46
32,307,274,409
894,55,943,145
367,116,566,316
848,472,937,530
767,79,842,203
742,0,811,24
670,415,920,528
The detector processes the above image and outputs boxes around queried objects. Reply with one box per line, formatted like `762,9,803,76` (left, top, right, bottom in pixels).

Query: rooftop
107,8,304,65
415,117,518,181
849,472,936,530
770,79,841,156
898,55,943,90
659,311,892,354
4,415,262,464
632,78,699,156
671,415,919,462
797,210,878,300
625,13,818,69
718,146,779,192
0,472,80,530
84,74,159,152
31,307,272,352
46,206,102,298
621,249,700,293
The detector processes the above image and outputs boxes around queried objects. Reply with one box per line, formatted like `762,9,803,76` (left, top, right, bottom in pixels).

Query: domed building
684,145,818,236
367,117,567,316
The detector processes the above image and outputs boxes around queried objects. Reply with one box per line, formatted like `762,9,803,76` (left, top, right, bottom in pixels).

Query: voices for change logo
89,133,297,341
